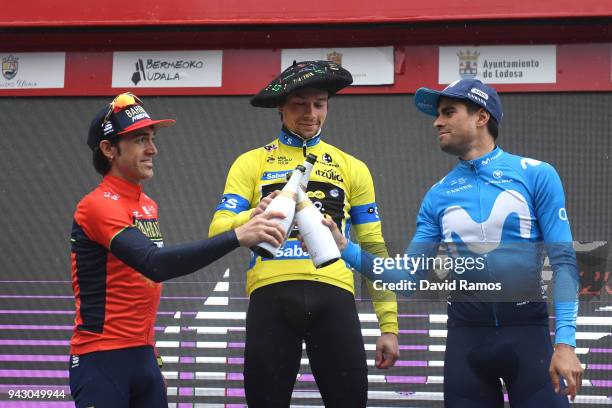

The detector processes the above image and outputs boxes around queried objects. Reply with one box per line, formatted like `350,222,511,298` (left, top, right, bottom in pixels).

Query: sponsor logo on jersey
277,156,292,165
318,154,339,167
103,191,120,201
221,196,238,209
261,170,291,181
367,206,380,219
315,168,343,182
450,177,467,186
520,158,542,169
307,190,326,200
441,190,532,254
493,170,503,179
446,184,473,194
480,150,502,166
266,156,275,163
134,218,164,245
261,240,310,260
263,144,278,152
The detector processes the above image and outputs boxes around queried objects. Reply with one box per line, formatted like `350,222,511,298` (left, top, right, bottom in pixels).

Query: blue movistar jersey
343,147,579,346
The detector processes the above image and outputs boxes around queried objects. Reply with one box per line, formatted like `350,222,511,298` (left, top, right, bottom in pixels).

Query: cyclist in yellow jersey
209,60,399,407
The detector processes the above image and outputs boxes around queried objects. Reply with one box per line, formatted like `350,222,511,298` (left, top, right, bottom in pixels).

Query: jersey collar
102,174,142,201
459,146,504,170
278,126,322,149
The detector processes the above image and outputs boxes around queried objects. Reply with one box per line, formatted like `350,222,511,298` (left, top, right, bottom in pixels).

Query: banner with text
0,53,65,89
112,51,223,88
439,45,556,84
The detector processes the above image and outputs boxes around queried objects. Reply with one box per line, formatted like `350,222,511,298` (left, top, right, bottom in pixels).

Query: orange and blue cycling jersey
209,129,398,334
70,174,241,355
70,174,163,355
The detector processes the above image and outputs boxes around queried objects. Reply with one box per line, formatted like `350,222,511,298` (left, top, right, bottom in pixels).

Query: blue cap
414,78,503,124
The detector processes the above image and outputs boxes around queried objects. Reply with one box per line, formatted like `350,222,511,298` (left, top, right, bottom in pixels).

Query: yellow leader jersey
209,129,398,334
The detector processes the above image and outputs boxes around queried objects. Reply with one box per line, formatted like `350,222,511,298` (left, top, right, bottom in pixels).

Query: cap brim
413,87,443,117
117,118,176,135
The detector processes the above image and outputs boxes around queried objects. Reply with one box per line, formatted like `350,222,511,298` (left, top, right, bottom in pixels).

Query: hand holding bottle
320,215,348,252
251,165,305,258
235,210,287,248
251,190,280,219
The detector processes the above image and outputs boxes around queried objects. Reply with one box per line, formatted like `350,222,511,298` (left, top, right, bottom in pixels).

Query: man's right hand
235,210,286,248
321,216,348,252
250,190,280,218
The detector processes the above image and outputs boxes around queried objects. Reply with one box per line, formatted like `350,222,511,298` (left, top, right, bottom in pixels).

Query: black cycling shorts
69,345,167,408
444,325,570,407
243,280,368,408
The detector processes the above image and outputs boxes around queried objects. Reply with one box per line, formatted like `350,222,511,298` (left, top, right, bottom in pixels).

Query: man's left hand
375,332,399,369
549,343,583,401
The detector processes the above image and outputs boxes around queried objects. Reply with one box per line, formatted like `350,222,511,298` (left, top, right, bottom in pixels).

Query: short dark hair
92,138,120,175
459,99,499,140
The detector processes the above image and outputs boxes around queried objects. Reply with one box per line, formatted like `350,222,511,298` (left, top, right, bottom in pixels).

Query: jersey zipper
302,140,307,157
472,163,499,327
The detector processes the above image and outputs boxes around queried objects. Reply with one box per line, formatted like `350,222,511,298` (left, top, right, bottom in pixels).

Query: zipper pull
302,140,307,157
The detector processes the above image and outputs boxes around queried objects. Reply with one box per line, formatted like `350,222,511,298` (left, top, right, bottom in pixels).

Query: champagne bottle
251,165,305,258
300,153,317,191
285,153,318,239
295,188,341,268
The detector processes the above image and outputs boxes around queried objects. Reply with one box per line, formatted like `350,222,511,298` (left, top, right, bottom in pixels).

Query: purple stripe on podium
397,314,429,318
0,385,70,392
395,360,428,367
298,374,315,382
0,355,68,362
399,345,428,350
0,280,71,283
591,380,612,387
179,387,193,396
179,372,194,380
0,369,68,378
0,325,72,330
180,357,195,363
398,330,429,334
161,296,207,300
228,358,244,365
0,295,72,299
0,403,74,407
226,388,245,397
386,375,427,384
228,342,245,348
180,341,196,347
590,348,612,353
0,310,74,314
588,364,612,370
226,373,243,380
0,340,69,346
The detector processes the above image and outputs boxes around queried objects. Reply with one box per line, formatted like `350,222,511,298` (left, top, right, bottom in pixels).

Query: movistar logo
441,190,532,254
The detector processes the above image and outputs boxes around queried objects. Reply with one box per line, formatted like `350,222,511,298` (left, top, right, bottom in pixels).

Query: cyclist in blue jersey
319,79,583,407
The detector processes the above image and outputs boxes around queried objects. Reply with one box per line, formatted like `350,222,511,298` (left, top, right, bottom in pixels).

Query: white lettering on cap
470,88,489,100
